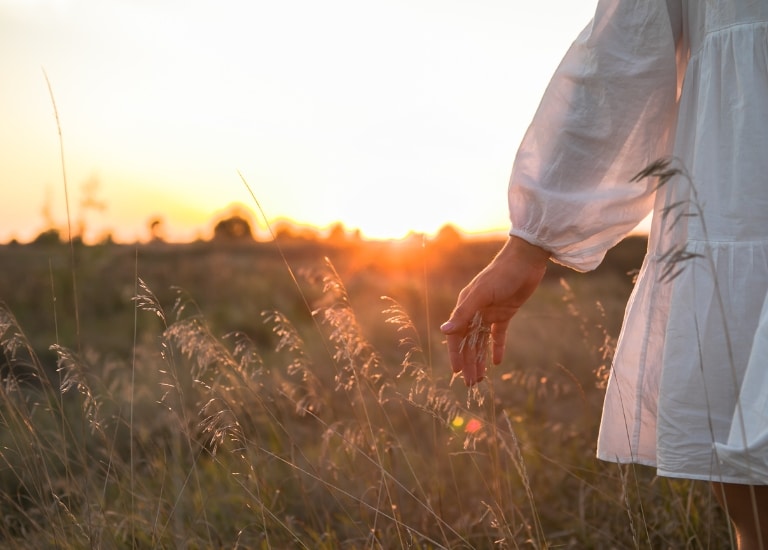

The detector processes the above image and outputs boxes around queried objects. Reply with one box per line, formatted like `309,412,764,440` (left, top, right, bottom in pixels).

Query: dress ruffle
714,293,768,483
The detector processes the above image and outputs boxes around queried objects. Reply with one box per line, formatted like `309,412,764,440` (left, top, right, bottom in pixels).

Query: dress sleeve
508,0,685,271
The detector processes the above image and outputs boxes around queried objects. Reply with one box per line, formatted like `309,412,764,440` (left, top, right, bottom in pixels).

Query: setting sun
0,0,598,243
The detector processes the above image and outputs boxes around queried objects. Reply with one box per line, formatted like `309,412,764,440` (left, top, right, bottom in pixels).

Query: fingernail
440,321,455,332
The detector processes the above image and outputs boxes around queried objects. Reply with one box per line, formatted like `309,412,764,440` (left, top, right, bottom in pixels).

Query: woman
441,1,768,547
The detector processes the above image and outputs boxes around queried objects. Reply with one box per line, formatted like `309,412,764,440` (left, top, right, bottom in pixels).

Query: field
0,234,732,548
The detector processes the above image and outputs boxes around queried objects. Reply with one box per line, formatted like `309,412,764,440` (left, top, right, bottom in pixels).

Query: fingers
490,320,510,365
445,331,482,386
439,301,473,335
444,320,498,386
473,353,487,386
442,303,481,385
440,278,489,335
445,332,464,374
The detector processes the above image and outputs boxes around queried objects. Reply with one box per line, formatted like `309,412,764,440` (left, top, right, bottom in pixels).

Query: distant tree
148,217,166,242
98,232,115,246
326,222,347,244
77,174,107,242
274,221,299,241
213,215,254,241
32,228,61,245
274,221,320,242
433,224,463,248
40,184,56,232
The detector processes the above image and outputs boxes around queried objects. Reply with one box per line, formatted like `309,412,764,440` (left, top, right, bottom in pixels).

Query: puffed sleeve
508,0,685,271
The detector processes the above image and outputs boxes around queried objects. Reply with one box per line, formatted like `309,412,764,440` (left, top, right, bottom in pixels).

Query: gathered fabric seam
689,19,768,60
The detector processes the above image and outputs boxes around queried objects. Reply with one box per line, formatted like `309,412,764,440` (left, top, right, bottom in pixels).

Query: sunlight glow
0,0,599,243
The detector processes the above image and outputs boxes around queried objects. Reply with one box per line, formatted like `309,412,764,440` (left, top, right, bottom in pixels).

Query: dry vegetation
0,235,732,548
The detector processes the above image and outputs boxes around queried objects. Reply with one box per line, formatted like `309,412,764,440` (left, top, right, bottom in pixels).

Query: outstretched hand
440,236,550,386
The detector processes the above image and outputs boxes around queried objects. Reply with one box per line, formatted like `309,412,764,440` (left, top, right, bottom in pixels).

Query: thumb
440,319,460,334
440,303,476,334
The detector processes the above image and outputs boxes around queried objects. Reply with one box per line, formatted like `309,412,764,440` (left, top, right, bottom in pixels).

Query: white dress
508,0,768,484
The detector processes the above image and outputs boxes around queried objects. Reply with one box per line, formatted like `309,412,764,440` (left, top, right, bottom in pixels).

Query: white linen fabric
507,0,768,484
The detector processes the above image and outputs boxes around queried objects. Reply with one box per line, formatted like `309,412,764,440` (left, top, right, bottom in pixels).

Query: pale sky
1,0,599,243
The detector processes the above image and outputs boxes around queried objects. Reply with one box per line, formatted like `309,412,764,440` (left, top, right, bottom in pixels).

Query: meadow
0,234,733,548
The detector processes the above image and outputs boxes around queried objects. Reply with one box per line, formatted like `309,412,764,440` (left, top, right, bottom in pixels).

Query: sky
1,0,600,243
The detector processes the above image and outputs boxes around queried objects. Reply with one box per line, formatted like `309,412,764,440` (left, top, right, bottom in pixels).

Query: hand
440,236,550,386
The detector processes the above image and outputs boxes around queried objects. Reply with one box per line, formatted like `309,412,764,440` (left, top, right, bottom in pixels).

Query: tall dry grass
0,247,731,548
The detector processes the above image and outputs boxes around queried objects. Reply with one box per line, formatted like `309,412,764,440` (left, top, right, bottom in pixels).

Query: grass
0,235,731,548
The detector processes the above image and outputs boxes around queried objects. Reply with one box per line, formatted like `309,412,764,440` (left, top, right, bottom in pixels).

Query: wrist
500,235,551,265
